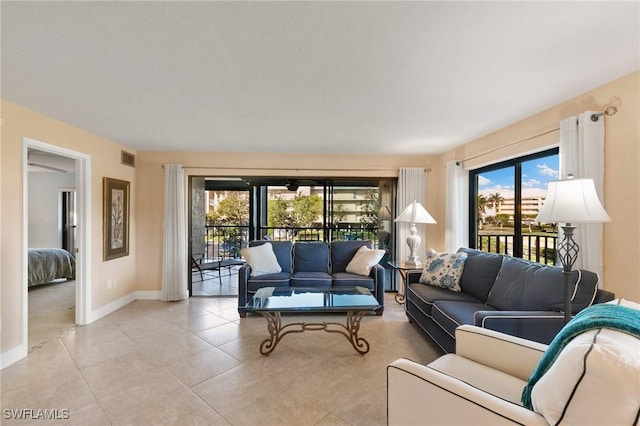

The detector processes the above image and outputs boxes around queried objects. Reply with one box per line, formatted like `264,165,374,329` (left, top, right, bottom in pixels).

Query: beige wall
432,70,640,301
2,70,638,364
1,101,138,355
135,151,435,290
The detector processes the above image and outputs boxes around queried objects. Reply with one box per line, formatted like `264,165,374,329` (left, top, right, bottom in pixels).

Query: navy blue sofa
238,240,385,317
405,248,615,353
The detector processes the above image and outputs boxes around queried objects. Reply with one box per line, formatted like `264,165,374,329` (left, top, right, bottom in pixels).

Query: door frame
22,138,92,352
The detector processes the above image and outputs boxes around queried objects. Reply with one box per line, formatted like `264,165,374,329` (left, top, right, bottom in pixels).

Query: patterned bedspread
28,248,76,287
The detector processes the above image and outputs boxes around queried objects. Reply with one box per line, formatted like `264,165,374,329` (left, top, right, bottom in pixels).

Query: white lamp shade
535,178,611,224
395,200,437,224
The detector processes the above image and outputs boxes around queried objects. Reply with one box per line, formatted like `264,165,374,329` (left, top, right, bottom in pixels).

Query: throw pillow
530,327,640,425
419,252,468,292
345,245,385,276
240,242,282,276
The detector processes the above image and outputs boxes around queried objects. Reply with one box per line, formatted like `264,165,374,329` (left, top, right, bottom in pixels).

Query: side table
387,261,423,304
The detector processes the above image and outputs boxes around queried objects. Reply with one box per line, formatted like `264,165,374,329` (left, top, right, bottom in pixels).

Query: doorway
23,139,91,351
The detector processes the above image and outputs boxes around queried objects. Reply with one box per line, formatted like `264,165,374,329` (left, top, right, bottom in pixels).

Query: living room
1,2,639,424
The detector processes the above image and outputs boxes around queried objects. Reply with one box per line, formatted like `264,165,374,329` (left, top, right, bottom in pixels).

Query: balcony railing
200,224,382,260
203,225,250,260
476,233,557,265
260,225,379,245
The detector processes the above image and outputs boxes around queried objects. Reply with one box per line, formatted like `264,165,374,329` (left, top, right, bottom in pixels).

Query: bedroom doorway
23,139,90,351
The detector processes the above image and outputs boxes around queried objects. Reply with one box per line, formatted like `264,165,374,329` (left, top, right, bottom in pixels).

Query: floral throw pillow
419,251,468,292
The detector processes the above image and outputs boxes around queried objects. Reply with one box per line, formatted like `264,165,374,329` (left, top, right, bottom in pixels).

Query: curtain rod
162,165,431,173
456,106,619,166
162,165,398,172
456,127,559,166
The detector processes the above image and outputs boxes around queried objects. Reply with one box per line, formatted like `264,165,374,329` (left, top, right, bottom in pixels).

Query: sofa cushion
293,242,330,273
407,282,482,318
457,248,503,302
247,272,291,292
240,242,282,276
530,327,640,425
249,240,292,273
487,257,598,312
419,252,468,292
330,240,372,273
431,300,497,339
346,245,385,276
332,272,375,290
290,271,332,288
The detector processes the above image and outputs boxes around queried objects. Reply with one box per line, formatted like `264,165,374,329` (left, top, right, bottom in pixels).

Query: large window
470,148,559,264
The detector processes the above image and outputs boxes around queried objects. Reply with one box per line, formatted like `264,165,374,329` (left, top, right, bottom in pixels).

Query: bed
28,248,76,287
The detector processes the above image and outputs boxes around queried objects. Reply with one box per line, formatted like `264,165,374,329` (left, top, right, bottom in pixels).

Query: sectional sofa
238,240,385,317
405,248,615,353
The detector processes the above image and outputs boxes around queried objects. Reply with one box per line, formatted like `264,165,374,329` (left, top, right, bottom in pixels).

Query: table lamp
395,200,437,267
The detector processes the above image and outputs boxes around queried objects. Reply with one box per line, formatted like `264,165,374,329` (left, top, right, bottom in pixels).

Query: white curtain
162,164,189,301
445,161,469,252
397,168,428,264
559,111,605,282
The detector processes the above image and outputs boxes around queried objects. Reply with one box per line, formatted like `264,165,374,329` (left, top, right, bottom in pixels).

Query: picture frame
103,177,130,261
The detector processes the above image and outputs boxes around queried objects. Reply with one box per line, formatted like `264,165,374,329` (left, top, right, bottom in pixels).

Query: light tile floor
4,293,441,425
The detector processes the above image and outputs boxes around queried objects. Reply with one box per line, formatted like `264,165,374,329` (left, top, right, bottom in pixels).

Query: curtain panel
162,164,189,301
445,161,469,252
559,111,605,283
397,168,429,266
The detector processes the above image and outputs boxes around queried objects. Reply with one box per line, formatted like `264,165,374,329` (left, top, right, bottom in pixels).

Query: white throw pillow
240,243,282,276
531,328,640,425
345,245,385,276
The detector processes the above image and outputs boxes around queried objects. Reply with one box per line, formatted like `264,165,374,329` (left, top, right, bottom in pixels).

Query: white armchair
388,320,640,426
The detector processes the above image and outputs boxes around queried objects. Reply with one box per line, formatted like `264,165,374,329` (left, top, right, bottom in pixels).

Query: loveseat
388,299,640,425
238,240,385,317
405,247,615,353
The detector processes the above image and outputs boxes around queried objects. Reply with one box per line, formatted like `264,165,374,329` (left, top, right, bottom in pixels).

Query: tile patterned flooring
5,292,441,425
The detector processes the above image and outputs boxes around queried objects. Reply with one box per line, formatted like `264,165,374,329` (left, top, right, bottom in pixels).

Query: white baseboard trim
87,290,162,323
1,344,28,370
135,290,162,300
3,290,164,369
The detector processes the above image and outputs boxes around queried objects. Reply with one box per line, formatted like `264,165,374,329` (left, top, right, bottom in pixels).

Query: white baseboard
1,344,28,370
135,290,162,300
3,290,164,369
87,291,162,324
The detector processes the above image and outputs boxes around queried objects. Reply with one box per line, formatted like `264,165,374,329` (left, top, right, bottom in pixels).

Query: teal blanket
522,303,640,409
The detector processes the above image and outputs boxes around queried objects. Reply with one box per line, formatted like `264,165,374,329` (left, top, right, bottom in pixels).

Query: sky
477,153,559,199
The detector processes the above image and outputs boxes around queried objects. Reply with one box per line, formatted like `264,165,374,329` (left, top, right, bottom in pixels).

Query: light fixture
535,176,610,323
394,200,437,267
378,206,392,221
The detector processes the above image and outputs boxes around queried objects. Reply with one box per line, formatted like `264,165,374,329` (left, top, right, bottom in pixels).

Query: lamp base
405,224,422,268
404,259,422,268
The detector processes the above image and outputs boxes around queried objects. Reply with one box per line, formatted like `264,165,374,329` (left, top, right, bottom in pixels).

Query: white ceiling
2,1,639,155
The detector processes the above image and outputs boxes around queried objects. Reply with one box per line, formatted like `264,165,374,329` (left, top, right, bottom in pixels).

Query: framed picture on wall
103,177,130,261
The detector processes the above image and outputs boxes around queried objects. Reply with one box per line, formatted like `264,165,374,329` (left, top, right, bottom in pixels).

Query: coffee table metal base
257,310,370,355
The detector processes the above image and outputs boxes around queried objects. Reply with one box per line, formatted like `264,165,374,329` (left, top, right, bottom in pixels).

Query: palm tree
477,195,488,226
487,192,505,213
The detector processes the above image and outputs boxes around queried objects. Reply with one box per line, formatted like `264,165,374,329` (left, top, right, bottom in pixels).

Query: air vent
121,150,135,168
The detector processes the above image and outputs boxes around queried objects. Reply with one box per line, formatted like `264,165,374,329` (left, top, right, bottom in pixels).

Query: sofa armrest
237,264,252,314
474,310,566,345
406,270,422,284
387,358,547,426
454,325,547,381
370,264,385,309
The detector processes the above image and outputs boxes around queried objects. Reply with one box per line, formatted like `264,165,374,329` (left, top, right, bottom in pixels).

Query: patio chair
191,254,245,283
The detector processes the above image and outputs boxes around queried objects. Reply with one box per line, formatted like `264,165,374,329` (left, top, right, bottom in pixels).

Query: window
469,148,559,264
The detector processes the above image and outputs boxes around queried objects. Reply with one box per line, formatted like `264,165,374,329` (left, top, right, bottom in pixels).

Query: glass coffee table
245,287,381,356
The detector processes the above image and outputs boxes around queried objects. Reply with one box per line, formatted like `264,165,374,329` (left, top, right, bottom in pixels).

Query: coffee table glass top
246,287,380,313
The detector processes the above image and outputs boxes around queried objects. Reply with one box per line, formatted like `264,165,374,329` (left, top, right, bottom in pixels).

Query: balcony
476,233,557,265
